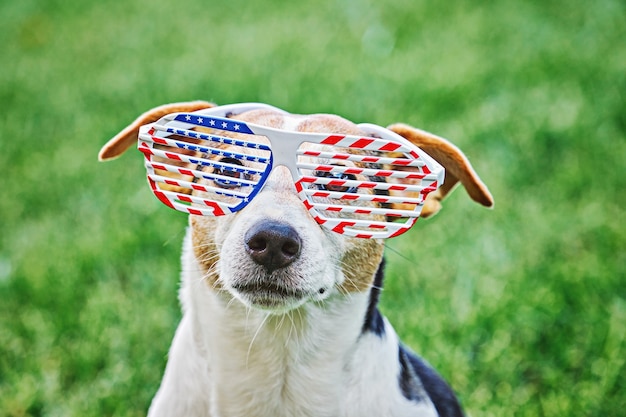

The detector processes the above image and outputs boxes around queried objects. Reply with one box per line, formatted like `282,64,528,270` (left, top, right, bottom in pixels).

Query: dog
99,101,493,417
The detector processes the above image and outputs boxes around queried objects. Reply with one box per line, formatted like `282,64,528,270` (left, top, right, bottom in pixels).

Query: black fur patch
361,259,386,336
398,345,464,417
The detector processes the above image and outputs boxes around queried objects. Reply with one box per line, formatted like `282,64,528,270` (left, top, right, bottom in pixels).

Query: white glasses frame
138,103,444,239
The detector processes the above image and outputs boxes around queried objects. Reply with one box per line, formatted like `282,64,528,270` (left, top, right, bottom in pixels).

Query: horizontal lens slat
154,188,239,213
143,146,267,176
147,174,254,199
317,136,412,153
302,188,425,205
309,202,421,218
297,162,431,180
151,123,271,151
296,149,425,167
149,134,270,164
145,160,259,188
298,175,434,192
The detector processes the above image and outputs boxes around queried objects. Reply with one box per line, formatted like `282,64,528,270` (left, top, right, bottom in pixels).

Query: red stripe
392,159,412,166
332,221,356,234
344,168,363,175
379,142,402,151
154,190,174,209
188,208,203,215
205,201,226,216
390,224,412,238
152,137,168,145
139,149,153,158
406,173,426,179
321,135,345,145
165,152,182,161
350,138,374,149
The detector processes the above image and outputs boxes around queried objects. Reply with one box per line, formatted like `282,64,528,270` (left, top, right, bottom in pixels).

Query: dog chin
230,288,309,313
228,276,337,313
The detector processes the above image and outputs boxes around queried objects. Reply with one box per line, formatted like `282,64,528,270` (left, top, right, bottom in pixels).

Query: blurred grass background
1,0,624,415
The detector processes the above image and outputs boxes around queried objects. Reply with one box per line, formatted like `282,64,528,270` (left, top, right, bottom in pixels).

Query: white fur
148,231,437,417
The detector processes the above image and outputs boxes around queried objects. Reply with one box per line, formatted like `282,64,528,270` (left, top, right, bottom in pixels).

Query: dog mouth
230,281,307,309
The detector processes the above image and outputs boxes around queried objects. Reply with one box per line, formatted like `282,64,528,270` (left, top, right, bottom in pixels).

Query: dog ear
98,101,216,161
386,123,494,218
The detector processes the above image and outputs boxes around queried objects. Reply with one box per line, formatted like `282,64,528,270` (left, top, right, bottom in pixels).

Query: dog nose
244,221,302,273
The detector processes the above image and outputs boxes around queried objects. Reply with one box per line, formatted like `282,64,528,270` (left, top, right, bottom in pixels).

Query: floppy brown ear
98,101,216,161
387,123,494,218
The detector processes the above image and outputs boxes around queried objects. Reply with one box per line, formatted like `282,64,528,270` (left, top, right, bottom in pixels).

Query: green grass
1,0,624,415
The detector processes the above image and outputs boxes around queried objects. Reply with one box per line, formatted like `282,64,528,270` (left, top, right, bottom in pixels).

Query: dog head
100,101,493,313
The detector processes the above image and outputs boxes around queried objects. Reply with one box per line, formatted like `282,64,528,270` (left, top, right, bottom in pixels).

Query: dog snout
244,220,302,273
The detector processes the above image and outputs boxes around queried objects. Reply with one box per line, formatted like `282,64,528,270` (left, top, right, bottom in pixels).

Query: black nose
244,220,302,273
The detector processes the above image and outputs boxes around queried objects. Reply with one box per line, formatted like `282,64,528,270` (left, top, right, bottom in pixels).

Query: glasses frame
138,103,444,238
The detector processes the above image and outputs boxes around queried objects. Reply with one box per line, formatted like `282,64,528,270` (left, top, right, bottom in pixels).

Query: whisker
285,310,298,349
289,309,304,362
246,312,270,367
384,243,419,267
162,229,187,248
224,294,239,311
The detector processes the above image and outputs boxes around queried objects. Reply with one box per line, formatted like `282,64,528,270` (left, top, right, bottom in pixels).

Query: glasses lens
295,138,439,238
140,124,272,215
